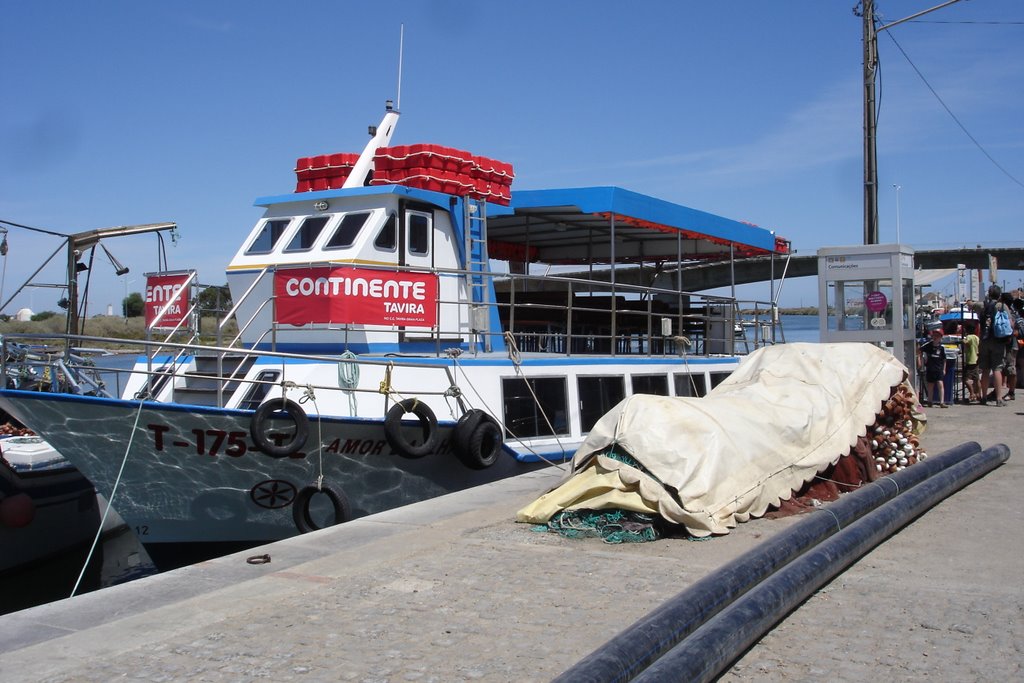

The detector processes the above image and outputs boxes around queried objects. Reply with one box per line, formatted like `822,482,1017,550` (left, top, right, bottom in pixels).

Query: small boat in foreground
0,101,791,568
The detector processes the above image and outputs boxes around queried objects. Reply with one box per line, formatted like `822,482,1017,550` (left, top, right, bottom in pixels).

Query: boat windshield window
284,216,331,252
631,374,670,397
674,373,707,397
578,376,625,433
324,212,370,250
374,213,397,251
501,377,568,438
408,213,430,255
246,219,292,255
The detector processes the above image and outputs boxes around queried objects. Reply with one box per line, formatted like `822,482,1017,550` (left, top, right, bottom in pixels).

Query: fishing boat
0,433,102,575
0,101,791,568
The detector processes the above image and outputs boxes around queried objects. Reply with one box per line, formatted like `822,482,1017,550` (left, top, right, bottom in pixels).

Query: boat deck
0,402,1019,682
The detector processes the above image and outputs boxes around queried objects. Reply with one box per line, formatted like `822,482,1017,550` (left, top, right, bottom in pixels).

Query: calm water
778,314,820,343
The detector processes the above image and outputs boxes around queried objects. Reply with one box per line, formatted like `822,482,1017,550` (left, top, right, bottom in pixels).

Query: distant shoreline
740,307,818,316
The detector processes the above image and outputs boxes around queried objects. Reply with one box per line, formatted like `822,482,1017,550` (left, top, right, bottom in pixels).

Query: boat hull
0,391,540,557
0,452,101,575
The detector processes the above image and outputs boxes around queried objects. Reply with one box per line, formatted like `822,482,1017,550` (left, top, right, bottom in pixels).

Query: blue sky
2,0,1022,314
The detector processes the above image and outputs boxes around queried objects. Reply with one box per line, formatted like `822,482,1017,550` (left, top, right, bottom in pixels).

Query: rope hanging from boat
379,362,394,396
300,387,326,491
442,342,565,470
71,395,148,597
502,331,568,460
337,350,360,416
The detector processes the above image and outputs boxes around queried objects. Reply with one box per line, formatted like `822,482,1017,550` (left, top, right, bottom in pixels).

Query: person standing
919,328,949,408
978,285,1009,407
1015,297,1024,399
962,321,980,403
1002,292,1020,400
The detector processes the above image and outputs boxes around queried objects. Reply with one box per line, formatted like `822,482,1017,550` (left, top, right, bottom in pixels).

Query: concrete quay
0,401,1020,682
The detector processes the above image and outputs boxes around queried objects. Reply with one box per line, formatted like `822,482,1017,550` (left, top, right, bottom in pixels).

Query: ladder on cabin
463,198,491,352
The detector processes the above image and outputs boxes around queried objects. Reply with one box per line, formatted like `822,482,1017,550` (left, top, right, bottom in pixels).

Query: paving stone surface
0,401,1020,682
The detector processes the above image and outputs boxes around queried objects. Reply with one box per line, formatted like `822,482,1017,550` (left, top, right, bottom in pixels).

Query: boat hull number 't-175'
144,423,396,458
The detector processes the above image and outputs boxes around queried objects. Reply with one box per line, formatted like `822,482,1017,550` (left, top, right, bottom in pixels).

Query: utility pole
857,0,964,246
861,0,879,245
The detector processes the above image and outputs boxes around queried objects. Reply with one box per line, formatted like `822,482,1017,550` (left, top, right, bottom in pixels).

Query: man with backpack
978,285,1011,407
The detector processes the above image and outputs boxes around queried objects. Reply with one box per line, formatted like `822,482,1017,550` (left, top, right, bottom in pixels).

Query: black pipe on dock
633,443,1010,682
553,441,989,683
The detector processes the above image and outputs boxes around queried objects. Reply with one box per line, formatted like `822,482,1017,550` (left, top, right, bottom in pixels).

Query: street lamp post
122,276,136,320
893,184,902,243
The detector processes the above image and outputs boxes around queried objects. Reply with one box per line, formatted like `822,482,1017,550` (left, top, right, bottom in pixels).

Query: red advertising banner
274,267,438,327
145,272,193,328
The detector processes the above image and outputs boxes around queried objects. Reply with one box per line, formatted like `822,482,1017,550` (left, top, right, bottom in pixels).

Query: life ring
452,409,504,469
384,398,439,459
292,483,351,534
250,397,309,458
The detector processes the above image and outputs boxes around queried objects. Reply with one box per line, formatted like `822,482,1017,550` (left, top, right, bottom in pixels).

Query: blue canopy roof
488,186,787,264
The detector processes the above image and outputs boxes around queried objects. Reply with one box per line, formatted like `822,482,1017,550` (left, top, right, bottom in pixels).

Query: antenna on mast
396,23,404,111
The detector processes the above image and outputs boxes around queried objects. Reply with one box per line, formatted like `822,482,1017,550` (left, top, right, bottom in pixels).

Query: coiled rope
337,350,359,416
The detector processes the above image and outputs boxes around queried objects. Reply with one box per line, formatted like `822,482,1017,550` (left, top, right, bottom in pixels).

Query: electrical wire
905,20,1024,25
884,30,1024,190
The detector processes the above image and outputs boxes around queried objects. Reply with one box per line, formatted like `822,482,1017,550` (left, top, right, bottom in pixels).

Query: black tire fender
292,483,351,534
453,409,504,469
250,397,309,458
384,398,440,459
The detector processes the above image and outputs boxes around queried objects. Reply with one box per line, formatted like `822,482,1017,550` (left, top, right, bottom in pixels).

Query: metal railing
223,262,783,359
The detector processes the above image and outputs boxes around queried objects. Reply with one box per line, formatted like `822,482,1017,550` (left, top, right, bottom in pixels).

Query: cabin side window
578,376,626,433
245,218,292,255
709,372,730,391
674,373,707,398
374,213,398,251
408,212,430,256
502,377,568,438
237,370,282,411
631,374,669,397
324,212,371,250
283,216,331,252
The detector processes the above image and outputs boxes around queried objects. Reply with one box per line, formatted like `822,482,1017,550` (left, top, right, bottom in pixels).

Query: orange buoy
0,493,35,528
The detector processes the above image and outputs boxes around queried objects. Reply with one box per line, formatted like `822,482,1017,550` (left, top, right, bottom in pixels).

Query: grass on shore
0,315,238,350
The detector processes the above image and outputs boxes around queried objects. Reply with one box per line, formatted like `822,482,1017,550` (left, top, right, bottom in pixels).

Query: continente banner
145,271,193,329
274,266,438,326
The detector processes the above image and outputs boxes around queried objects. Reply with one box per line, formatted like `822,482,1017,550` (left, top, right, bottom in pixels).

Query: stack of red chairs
294,145,514,204
372,145,514,205
294,153,361,192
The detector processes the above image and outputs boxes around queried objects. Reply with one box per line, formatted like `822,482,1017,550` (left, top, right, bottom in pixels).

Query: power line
883,30,1024,190
906,20,1024,25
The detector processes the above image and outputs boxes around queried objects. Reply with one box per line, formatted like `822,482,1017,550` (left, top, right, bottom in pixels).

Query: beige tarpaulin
517,343,910,536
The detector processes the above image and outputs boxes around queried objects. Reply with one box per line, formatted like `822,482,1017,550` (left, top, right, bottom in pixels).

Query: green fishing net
532,448,662,543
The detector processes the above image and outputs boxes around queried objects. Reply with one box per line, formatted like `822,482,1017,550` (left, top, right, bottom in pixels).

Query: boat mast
343,25,404,189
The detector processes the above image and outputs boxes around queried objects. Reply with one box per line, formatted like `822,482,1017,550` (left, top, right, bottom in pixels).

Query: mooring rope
71,395,147,597
502,332,568,464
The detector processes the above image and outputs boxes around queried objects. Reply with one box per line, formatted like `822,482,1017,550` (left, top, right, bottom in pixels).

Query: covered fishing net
518,343,922,538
